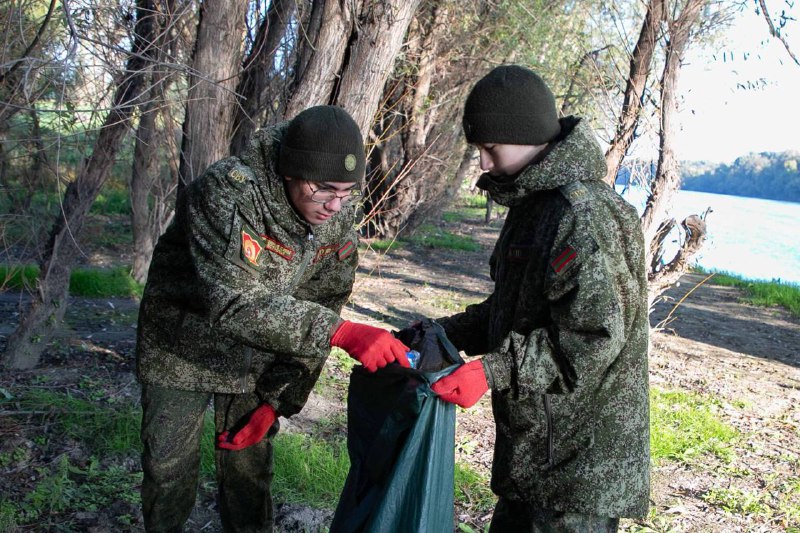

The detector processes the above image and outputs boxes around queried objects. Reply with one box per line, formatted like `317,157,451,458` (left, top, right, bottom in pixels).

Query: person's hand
431,360,489,408
217,403,276,450
331,320,410,372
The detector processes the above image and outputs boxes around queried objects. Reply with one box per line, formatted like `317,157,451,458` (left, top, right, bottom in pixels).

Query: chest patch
551,245,577,274
314,244,338,264
260,234,295,261
337,240,355,261
241,229,264,266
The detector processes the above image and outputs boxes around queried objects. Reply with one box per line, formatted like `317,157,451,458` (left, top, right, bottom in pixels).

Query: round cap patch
344,154,357,172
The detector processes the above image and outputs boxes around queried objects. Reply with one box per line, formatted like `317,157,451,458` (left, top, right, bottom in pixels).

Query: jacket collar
477,116,607,207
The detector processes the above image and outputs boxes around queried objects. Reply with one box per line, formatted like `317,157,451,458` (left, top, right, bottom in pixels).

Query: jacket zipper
289,231,315,288
240,346,253,393
544,393,555,468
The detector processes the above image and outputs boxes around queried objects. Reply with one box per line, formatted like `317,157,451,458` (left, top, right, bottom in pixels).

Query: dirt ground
1,210,799,532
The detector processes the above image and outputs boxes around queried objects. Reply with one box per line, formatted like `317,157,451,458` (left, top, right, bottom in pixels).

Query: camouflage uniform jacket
136,123,359,417
438,117,650,517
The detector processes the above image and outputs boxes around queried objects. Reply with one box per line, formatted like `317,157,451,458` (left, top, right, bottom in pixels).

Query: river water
618,188,800,285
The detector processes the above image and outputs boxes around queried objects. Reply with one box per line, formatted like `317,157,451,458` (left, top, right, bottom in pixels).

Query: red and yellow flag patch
241,230,264,266
551,245,577,274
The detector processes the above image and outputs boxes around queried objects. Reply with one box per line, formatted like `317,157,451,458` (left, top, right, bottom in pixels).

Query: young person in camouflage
135,105,410,532
429,66,650,531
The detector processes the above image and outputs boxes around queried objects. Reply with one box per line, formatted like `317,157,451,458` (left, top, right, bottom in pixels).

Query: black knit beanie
278,105,366,183
463,65,561,145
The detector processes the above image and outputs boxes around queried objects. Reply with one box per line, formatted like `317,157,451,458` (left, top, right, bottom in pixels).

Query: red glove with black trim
331,320,410,372
431,360,489,408
217,403,276,451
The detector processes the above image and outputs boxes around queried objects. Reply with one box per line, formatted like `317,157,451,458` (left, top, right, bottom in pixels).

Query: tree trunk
229,0,297,155
642,0,706,302
2,0,156,369
177,0,246,194
130,0,182,284
286,0,422,136
603,0,665,186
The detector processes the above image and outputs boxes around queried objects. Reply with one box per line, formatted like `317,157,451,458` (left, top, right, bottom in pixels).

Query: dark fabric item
330,320,463,533
463,65,561,146
278,105,366,183
141,384,277,533
489,498,619,533
215,393,277,533
437,117,650,518
141,385,207,532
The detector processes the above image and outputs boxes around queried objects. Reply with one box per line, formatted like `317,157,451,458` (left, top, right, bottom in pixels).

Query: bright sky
673,5,800,163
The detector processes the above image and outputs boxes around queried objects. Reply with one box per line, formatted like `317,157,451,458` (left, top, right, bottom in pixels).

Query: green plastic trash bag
330,320,464,533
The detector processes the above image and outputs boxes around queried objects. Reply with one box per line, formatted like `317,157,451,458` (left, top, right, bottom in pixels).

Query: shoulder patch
337,240,355,261
550,245,577,274
558,182,589,205
260,233,295,261
225,163,255,187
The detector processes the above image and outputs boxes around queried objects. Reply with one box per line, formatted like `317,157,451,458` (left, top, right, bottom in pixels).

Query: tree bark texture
641,0,704,240
2,0,156,369
642,0,706,298
603,0,665,186
130,0,183,284
229,0,297,155
286,0,422,137
177,0,246,193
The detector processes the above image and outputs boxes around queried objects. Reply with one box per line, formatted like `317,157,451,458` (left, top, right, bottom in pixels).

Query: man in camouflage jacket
430,66,650,531
136,106,410,532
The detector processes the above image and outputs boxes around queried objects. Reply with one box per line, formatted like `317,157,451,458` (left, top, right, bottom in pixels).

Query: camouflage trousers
489,498,619,533
140,384,277,532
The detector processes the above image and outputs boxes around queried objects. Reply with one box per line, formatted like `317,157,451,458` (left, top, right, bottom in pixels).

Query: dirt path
1,211,799,531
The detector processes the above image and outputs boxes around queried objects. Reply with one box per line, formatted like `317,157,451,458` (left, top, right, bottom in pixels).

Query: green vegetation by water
695,268,800,318
681,151,800,203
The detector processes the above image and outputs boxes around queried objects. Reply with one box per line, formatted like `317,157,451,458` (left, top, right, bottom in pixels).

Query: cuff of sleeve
481,352,512,392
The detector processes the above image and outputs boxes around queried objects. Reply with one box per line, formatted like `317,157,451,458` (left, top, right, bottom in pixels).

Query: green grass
460,193,488,208
272,433,351,508
0,264,143,298
430,293,483,312
405,224,481,252
442,208,486,223
650,387,739,464
693,268,800,318
454,463,496,513
362,239,403,252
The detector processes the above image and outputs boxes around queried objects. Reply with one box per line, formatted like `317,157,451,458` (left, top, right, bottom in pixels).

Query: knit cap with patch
278,105,366,183
463,65,561,146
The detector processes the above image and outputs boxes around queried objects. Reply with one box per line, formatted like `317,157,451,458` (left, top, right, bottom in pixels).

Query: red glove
431,360,489,408
330,320,410,372
217,403,276,451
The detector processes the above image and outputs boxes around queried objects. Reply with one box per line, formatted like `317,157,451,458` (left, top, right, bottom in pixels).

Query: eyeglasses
306,182,362,206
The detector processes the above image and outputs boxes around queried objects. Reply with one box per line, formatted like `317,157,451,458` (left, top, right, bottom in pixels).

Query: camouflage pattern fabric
488,497,619,533
437,116,650,518
136,122,359,417
140,384,277,532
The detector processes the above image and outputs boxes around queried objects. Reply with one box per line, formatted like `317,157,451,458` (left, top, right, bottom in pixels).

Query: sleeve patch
551,245,577,274
259,234,295,261
313,243,338,264
241,228,265,267
337,240,355,261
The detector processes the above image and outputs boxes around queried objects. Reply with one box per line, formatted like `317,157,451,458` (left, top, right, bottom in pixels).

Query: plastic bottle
406,350,420,369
